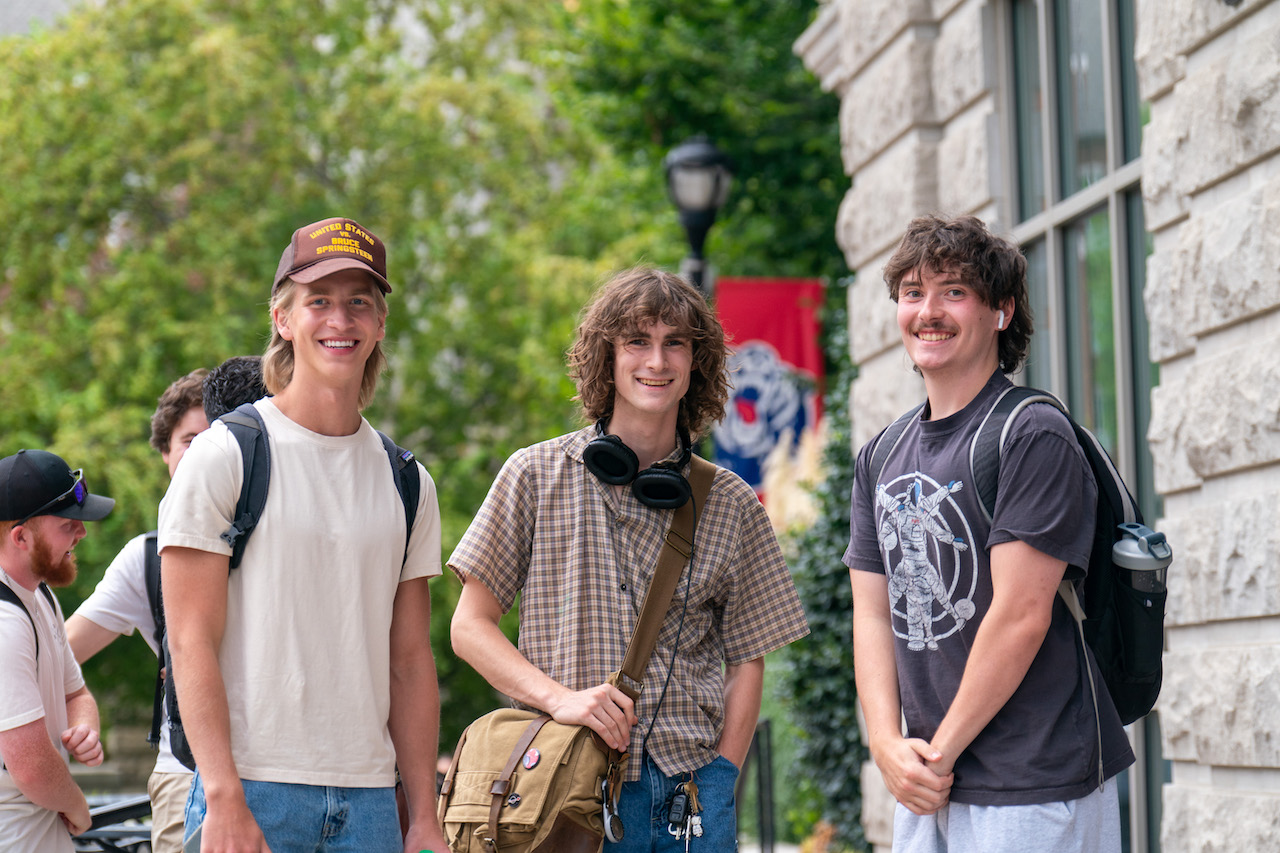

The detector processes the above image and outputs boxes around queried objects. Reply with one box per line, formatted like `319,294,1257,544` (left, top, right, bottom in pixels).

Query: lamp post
663,136,733,298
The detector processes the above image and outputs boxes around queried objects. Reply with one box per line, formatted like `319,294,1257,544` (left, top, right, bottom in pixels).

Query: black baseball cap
0,450,114,524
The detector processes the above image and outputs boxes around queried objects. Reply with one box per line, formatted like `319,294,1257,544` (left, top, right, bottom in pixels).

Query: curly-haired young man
846,215,1134,852
450,266,809,851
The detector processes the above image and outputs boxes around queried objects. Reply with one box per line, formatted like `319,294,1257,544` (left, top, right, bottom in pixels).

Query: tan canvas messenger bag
438,456,716,853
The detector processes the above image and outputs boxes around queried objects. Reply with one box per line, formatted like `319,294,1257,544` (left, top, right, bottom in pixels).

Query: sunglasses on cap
17,469,88,526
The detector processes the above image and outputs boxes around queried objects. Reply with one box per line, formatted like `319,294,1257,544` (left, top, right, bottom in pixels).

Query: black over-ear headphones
583,421,693,509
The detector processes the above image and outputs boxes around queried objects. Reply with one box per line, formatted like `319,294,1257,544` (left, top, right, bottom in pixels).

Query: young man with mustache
845,215,1134,852
0,449,113,852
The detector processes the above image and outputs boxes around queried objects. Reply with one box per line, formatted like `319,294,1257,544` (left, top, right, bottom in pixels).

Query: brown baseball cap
273,217,391,294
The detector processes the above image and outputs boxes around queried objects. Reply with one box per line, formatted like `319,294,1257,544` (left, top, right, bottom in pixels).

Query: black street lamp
663,137,733,298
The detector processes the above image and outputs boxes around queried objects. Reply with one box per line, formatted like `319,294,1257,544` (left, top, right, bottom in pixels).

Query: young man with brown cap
0,449,112,852
160,217,449,853
67,368,210,853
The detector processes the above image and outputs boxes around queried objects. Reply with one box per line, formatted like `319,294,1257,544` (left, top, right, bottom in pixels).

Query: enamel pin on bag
438,456,716,853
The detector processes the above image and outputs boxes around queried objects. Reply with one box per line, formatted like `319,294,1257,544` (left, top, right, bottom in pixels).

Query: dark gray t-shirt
845,371,1135,806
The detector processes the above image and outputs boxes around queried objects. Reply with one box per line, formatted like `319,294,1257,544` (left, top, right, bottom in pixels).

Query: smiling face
610,320,693,433
25,515,85,587
897,264,1010,382
272,270,386,391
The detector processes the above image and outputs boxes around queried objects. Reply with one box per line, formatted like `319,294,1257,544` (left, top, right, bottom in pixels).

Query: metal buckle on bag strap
664,527,693,560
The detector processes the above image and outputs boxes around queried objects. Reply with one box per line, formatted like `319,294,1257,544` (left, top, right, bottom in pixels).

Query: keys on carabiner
666,782,689,835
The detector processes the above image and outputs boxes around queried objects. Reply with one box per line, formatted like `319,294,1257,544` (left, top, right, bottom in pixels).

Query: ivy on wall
781,276,868,851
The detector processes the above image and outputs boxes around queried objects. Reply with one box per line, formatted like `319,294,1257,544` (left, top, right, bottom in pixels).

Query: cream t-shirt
158,399,441,787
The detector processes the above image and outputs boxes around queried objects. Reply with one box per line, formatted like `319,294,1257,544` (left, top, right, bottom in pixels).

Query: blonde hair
262,278,388,410
567,267,729,439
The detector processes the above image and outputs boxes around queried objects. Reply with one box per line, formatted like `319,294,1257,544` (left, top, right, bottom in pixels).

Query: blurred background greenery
1,0,861,846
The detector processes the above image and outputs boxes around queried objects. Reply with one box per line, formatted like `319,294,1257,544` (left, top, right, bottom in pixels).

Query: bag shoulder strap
869,402,926,485
0,582,56,663
143,531,163,644
37,582,55,614
143,530,166,748
969,385,1066,523
0,582,36,661
377,431,420,568
218,403,271,570
0,582,54,772
613,455,716,699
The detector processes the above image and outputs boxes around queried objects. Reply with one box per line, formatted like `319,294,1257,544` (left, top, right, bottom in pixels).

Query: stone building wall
1137,1,1280,850
797,1,1280,850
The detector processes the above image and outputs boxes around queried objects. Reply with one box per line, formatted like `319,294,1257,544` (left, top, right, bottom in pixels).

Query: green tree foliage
0,0,650,742
781,278,867,850
551,0,847,281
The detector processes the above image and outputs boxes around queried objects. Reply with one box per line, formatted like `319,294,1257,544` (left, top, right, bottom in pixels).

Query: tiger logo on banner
713,278,824,498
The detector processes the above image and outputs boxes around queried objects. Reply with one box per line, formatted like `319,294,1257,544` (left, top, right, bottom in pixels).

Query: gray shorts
892,782,1122,853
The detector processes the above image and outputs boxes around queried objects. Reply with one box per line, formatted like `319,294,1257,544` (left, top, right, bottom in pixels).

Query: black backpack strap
218,403,271,570
143,531,163,644
378,432,420,567
0,583,54,772
0,582,39,663
968,386,1067,523
143,531,165,749
37,583,55,612
869,403,927,484
0,581,57,662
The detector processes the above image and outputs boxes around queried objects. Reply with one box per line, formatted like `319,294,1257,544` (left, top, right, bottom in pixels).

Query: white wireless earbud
997,310,1005,330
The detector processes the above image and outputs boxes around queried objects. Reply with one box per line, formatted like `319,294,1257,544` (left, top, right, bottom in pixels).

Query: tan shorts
147,769,194,853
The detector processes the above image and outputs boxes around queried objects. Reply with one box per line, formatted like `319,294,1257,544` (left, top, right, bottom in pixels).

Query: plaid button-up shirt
448,426,809,780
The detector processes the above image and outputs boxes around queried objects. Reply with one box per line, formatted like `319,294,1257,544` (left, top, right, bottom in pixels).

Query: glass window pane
1116,0,1145,162
1023,239,1052,386
1012,0,1045,220
1063,207,1117,454
1126,191,1160,518
1055,0,1108,196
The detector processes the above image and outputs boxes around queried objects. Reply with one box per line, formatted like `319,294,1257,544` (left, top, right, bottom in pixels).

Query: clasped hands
872,735,955,816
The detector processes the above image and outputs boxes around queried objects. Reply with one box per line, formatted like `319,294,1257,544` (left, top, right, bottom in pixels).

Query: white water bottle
1112,522,1172,594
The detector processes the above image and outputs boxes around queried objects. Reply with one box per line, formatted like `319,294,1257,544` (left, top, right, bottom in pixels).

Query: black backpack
870,385,1170,727
161,403,422,769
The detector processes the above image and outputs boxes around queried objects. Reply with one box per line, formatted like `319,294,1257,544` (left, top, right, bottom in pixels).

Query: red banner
713,278,824,494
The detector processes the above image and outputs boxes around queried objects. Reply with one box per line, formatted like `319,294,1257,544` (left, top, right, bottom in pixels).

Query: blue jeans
606,754,740,852
184,771,401,852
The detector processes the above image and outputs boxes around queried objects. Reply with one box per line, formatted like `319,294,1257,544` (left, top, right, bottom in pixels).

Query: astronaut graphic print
875,473,978,652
